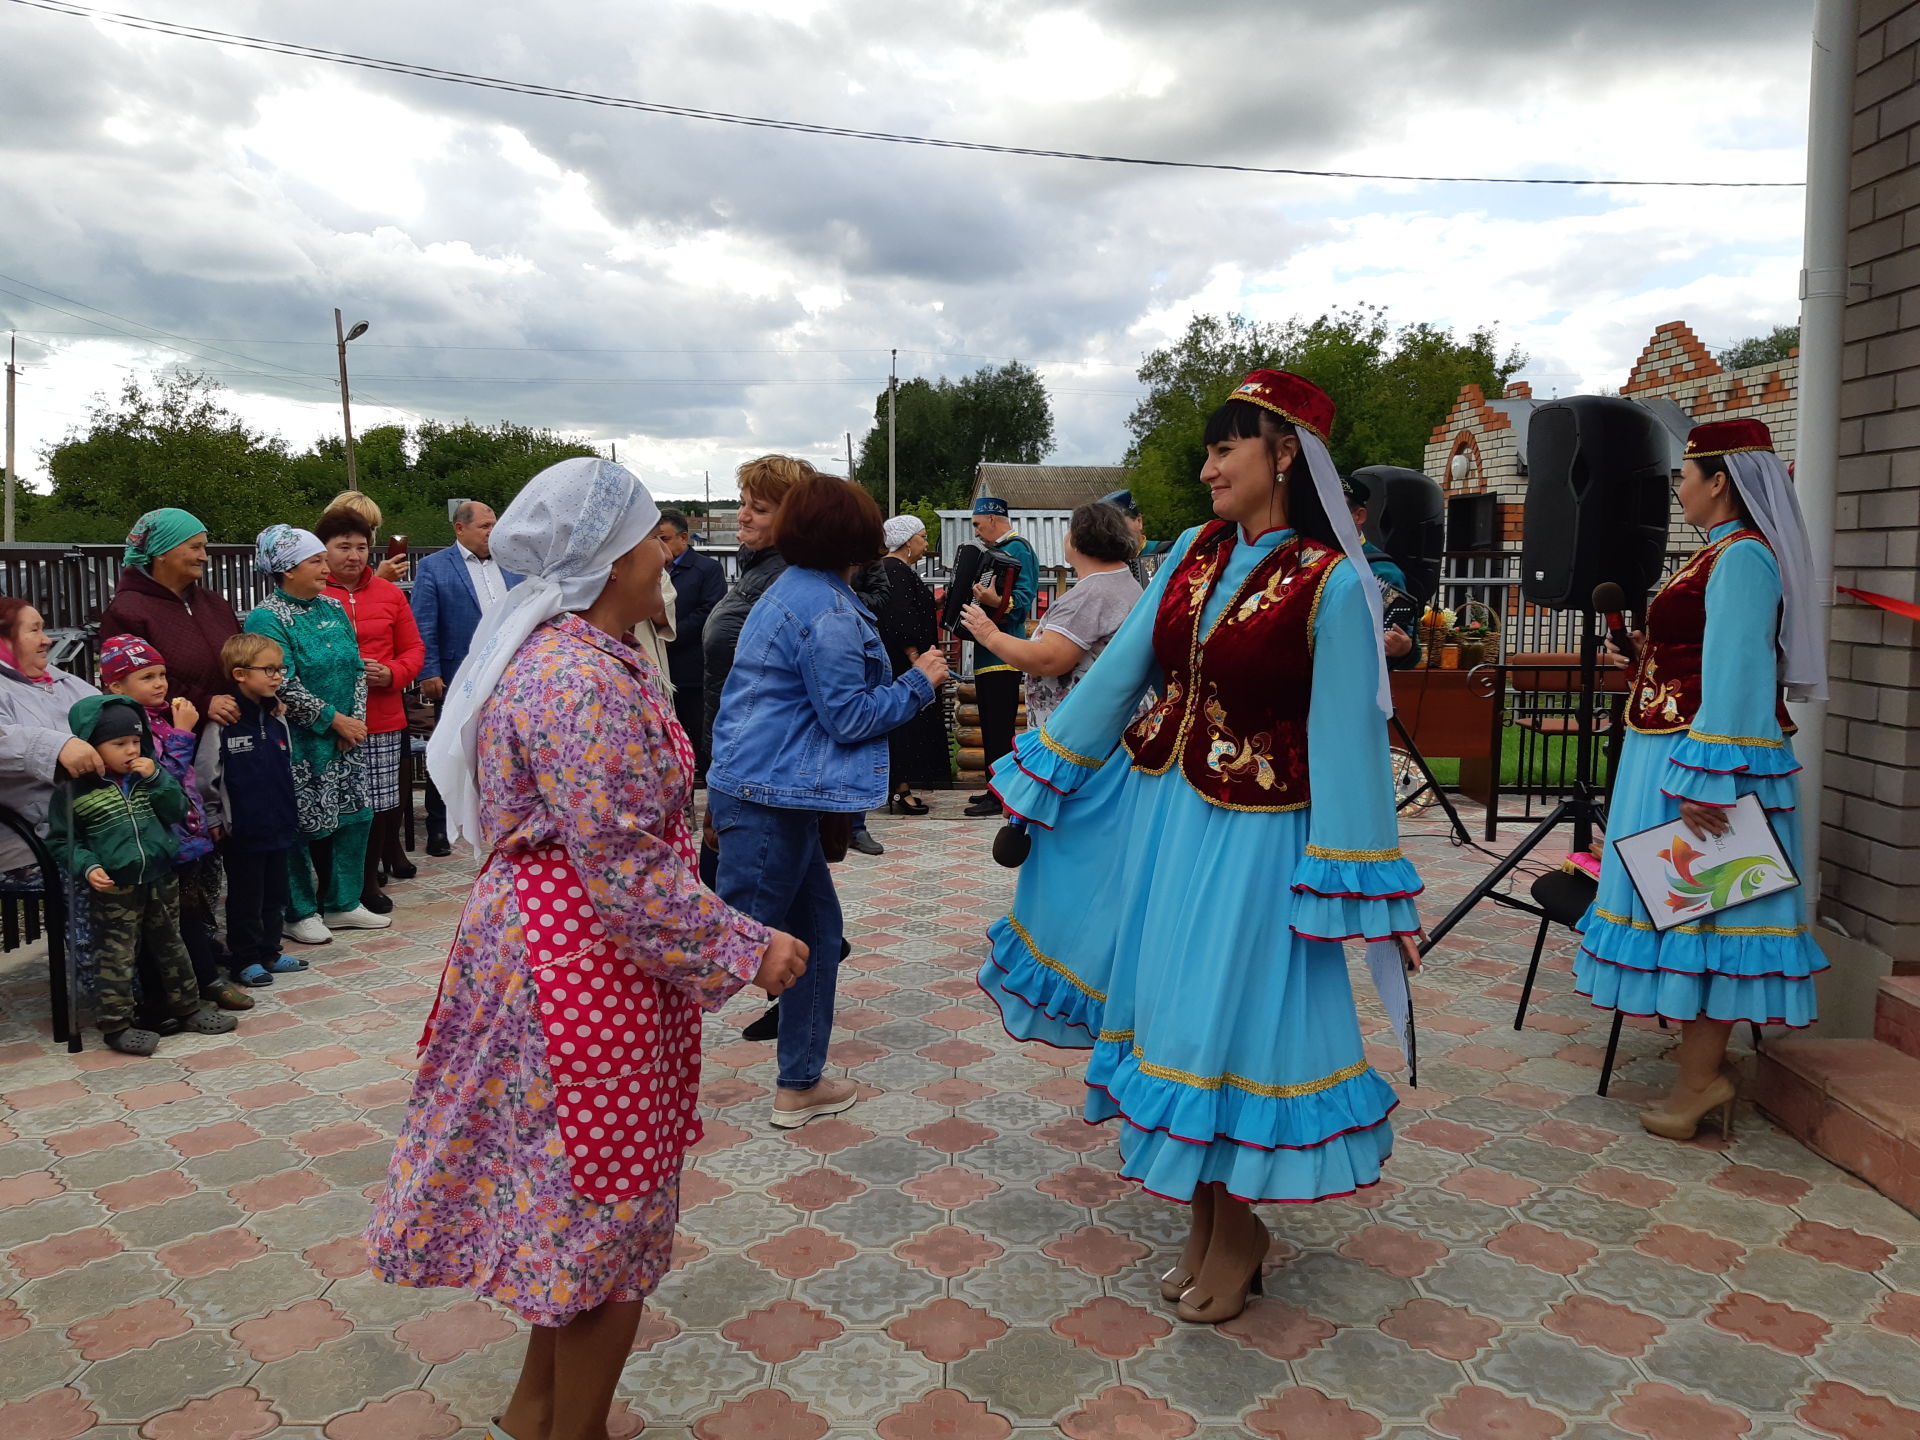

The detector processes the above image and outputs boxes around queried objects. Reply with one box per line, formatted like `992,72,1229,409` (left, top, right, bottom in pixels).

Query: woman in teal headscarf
100,508,243,728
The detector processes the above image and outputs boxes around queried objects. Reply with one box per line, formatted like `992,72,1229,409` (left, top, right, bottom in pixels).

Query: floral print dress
365,614,769,1325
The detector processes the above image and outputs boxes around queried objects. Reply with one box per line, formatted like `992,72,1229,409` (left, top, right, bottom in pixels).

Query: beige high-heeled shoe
1639,1073,1737,1141
1175,1214,1270,1325
1160,1187,1216,1302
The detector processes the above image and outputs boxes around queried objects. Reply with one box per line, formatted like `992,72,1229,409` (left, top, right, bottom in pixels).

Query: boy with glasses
195,634,304,985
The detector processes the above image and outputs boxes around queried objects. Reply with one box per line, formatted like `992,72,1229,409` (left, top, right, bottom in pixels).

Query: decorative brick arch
1446,431,1485,493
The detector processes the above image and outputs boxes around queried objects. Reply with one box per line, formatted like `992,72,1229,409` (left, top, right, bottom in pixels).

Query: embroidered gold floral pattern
1202,686,1277,791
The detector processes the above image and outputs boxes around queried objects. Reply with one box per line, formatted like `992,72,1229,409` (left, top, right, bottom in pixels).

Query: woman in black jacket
873,516,945,813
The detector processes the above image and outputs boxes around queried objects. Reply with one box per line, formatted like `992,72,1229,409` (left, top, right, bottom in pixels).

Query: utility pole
887,348,897,517
703,469,710,522
3,333,16,543
334,308,369,488
845,431,853,477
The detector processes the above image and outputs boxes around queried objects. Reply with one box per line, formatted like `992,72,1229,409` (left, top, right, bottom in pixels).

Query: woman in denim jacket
709,475,949,1128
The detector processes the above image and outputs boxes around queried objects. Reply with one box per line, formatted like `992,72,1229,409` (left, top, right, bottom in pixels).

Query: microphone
1592,582,1636,664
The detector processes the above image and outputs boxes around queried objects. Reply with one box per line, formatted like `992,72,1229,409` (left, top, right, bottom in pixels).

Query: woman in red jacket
317,508,425,913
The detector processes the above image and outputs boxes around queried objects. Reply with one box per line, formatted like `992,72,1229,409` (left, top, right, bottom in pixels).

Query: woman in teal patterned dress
244,525,389,943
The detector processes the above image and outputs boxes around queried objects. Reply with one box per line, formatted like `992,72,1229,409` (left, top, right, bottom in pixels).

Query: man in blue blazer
411,500,523,853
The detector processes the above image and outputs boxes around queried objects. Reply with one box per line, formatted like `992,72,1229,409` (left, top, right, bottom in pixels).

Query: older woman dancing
367,458,806,1440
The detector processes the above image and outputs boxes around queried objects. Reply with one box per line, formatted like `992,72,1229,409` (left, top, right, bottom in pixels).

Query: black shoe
963,796,1002,818
426,835,451,858
386,855,418,881
360,889,395,916
850,829,885,856
743,1005,780,1041
968,792,991,806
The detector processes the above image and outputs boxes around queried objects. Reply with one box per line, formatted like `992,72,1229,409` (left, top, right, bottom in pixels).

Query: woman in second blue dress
979,370,1421,1325
1578,417,1829,1141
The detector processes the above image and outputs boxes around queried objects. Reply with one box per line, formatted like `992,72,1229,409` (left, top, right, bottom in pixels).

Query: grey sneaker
282,915,333,946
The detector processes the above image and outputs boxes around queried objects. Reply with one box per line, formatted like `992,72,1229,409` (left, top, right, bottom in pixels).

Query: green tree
29,370,315,544
852,361,1055,511
1719,324,1799,371
1127,309,1524,536
31,371,605,548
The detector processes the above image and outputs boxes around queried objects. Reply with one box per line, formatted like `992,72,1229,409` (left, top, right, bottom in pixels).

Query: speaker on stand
1420,396,1670,956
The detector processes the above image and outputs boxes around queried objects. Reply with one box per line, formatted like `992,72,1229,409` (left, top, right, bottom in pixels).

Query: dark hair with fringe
315,509,374,545
1200,399,1338,547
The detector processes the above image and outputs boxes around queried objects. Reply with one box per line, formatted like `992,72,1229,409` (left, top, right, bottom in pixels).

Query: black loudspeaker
1521,396,1670,611
1446,493,1500,553
1352,465,1444,607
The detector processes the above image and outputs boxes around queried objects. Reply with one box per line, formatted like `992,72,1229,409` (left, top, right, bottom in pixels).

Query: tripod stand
1419,618,1618,955
1390,712,1472,847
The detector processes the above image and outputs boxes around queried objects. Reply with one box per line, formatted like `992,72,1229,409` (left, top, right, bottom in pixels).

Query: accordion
943,542,1025,632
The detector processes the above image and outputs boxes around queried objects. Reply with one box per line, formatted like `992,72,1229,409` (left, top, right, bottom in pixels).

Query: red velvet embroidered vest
1627,529,1793,735
1122,523,1341,811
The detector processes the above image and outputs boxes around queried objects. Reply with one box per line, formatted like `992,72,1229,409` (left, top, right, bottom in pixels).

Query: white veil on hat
426,457,662,848
1727,450,1828,703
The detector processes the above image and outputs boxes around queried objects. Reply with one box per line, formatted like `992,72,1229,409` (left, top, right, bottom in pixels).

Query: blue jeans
710,791,845,1091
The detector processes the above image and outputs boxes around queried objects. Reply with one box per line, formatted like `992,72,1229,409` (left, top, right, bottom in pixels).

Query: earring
1274,471,1285,485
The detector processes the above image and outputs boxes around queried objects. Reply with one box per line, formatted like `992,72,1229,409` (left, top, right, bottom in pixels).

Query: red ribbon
1838,586,1920,623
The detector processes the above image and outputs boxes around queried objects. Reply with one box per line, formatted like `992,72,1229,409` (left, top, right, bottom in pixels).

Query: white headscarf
426,457,662,848
1727,450,1828,703
883,514,925,551
1298,430,1392,717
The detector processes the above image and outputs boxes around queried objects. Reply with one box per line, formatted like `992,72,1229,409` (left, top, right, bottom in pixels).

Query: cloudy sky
0,0,1813,504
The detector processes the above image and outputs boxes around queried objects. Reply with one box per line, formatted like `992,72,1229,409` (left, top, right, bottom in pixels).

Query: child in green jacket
50,695,238,1055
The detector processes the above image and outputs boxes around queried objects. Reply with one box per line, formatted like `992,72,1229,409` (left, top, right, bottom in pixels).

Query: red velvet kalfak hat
1685,417,1773,458
1229,369,1335,444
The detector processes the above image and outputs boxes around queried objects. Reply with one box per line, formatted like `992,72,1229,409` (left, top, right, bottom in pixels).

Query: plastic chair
0,806,80,1053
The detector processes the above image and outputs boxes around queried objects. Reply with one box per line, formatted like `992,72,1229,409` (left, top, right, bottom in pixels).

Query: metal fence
1434,547,1699,657
0,542,456,674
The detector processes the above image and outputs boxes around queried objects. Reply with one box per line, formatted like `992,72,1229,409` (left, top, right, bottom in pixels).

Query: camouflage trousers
92,874,199,1036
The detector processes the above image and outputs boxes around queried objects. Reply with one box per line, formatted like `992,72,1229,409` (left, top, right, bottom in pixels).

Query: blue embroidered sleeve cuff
986,725,1109,830
1664,732,1802,811
1289,848,1424,943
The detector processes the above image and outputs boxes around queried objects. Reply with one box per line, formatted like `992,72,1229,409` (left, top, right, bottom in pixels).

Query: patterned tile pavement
1,797,1919,1438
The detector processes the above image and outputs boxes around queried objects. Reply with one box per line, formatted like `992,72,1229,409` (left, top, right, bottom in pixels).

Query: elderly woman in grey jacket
0,598,108,869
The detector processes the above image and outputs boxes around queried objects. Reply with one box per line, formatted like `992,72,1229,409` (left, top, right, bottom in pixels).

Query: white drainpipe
1791,0,1858,920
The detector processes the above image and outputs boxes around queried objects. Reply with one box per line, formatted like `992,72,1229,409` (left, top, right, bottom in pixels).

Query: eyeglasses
239,665,287,677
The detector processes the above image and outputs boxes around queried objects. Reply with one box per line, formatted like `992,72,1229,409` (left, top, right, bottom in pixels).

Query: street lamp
334,309,370,487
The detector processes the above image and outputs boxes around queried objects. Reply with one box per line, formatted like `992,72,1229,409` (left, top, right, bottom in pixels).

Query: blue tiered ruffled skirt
978,733,1421,1204
1575,730,1827,1027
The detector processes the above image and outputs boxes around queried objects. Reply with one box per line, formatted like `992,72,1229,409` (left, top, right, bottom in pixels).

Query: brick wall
1824,0,1920,961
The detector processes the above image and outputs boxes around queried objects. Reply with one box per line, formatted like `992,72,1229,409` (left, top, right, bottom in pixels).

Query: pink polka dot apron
512,845,705,1203
421,650,710,1204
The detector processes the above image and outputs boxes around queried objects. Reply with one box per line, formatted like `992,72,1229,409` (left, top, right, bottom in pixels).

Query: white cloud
0,0,1814,505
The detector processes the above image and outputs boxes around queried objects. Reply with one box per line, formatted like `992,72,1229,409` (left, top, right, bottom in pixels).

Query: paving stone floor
1,795,1918,1438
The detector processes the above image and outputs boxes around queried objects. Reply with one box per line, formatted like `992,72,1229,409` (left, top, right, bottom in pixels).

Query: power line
5,0,1804,190
0,276,339,395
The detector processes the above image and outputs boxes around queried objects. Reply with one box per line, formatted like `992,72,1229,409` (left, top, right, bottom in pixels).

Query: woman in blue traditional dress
1577,417,1828,1142
978,370,1422,1325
